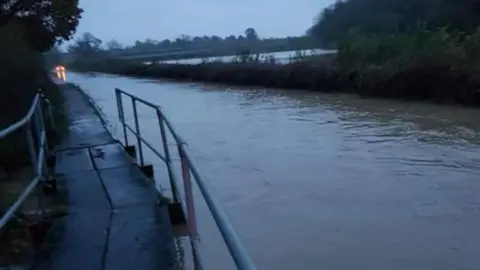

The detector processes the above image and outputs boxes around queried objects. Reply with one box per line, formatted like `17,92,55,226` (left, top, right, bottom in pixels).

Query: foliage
231,50,277,64
106,39,123,50
0,23,67,168
68,32,103,55
43,45,65,67
71,39,480,107
0,0,83,52
244,28,259,41
308,0,480,45
336,27,480,70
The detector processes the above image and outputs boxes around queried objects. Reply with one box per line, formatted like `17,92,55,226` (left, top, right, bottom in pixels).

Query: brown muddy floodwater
69,72,480,270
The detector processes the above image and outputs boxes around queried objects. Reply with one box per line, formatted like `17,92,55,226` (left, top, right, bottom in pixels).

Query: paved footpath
34,84,177,270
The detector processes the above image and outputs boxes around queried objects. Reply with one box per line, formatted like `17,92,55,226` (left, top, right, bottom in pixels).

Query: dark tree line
0,0,82,167
0,0,83,52
91,28,318,56
308,0,480,46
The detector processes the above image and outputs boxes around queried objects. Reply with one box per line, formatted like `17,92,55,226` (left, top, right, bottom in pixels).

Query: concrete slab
34,212,109,270
98,165,158,209
89,143,133,171
56,170,110,213
34,84,176,270
54,148,93,175
56,86,114,150
104,205,177,270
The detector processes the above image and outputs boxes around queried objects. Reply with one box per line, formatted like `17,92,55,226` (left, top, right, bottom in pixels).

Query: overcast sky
74,0,334,45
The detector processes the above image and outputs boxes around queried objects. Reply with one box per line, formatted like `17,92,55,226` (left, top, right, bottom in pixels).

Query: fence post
26,123,37,169
179,145,198,239
36,101,49,153
157,110,179,202
38,89,57,135
116,90,129,146
131,98,144,166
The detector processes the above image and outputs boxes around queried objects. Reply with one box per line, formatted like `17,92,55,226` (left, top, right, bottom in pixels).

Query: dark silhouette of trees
68,32,103,56
244,28,259,41
100,27,318,56
308,0,480,45
106,40,123,50
0,0,83,52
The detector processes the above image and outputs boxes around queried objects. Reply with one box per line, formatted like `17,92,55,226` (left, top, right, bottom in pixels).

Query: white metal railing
0,90,56,229
115,88,257,270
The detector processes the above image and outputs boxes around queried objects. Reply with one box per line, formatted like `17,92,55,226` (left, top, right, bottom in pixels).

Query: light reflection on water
69,72,480,270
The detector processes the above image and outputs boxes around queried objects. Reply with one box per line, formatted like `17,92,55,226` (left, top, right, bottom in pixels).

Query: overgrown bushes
0,23,67,169
337,27,480,104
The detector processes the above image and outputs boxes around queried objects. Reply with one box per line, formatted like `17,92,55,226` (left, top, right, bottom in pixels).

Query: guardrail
115,88,257,270
0,90,56,230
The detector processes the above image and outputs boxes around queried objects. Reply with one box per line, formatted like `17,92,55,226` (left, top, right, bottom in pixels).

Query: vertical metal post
30,106,41,151
26,123,37,172
179,146,198,239
46,102,56,135
38,145,47,215
191,238,203,270
132,98,144,166
36,102,49,152
39,89,56,134
117,92,129,146
157,110,179,202
31,108,46,215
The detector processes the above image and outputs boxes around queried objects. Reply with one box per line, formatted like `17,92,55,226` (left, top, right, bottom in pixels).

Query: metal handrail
0,90,55,229
115,88,257,270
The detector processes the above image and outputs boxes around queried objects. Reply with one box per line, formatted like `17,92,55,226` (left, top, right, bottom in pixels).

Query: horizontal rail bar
0,91,53,231
180,145,257,270
159,110,186,145
36,131,46,175
116,88,186,144
115,88,257,270
115,88,160,109
0,176,41,229
0,95,40,139
123,121,168,164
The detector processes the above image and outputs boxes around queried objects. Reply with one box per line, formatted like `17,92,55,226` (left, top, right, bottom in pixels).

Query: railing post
116,90,129,146
38,89,56,134
157,110,179,202
190,238,203,270
36,101,49,152
132,98,144,166
179,145,198,239
45,100,56,137
34,106,47,214
26,119,44,215
26,122,37,168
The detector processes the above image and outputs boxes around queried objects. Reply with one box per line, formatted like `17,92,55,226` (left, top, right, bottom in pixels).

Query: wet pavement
34,84,176,270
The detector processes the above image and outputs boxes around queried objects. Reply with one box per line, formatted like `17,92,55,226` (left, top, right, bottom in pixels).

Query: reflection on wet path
69,72,480,270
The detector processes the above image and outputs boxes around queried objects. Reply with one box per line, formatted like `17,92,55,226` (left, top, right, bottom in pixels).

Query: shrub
0,23,66,168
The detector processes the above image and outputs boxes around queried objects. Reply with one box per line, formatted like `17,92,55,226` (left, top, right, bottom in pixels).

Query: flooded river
68,72,480,270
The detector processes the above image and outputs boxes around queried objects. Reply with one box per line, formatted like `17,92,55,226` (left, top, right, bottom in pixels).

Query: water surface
69,72,480,270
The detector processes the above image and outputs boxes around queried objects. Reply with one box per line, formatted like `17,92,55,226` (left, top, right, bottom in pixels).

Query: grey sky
75,0,334,45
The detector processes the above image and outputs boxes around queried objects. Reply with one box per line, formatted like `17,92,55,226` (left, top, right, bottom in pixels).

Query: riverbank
71,57,480,107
